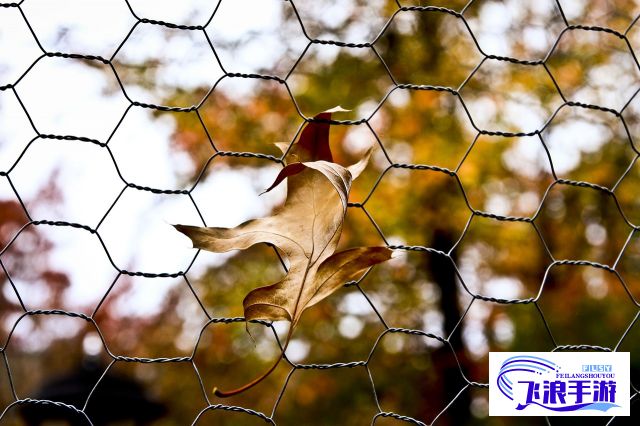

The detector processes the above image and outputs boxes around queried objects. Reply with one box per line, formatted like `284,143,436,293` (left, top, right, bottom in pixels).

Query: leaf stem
213,322,294,398
215,219,315,398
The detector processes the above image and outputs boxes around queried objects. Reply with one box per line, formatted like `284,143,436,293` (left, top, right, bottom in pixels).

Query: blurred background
1,0,640,424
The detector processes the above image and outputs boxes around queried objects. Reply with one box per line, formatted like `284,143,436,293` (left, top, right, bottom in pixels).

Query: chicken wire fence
1,0,640,425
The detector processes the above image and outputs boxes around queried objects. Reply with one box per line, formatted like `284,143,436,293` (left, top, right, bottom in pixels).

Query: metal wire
0,0,639,424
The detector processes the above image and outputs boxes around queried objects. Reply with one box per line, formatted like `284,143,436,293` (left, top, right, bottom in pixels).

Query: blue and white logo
490,352,630,417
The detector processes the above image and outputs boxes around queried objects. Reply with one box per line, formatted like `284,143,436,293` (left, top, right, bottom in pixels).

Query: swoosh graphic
516,401,620,412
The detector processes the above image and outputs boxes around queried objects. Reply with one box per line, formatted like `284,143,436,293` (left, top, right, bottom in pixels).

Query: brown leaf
174,108,392,396
276,105,349,163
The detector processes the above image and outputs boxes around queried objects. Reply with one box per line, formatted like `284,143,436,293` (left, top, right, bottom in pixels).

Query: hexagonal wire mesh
1,0,640,425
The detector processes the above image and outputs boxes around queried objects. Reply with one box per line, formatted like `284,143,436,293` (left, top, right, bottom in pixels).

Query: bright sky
0,0,293,318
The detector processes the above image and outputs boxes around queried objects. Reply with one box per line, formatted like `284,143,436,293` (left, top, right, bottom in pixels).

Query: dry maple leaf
175,107,393,397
